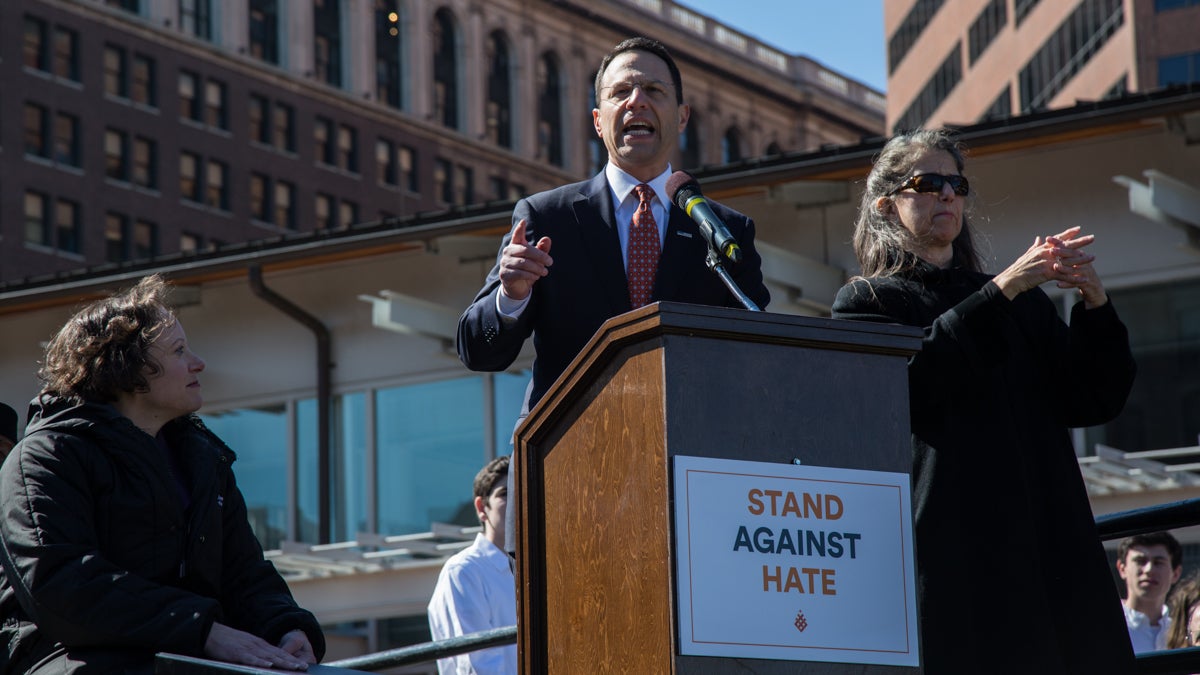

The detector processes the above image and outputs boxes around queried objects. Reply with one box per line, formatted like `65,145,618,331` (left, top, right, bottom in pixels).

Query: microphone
666,171,742,263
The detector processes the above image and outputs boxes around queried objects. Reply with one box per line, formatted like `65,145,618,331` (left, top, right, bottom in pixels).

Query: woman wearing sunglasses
833,129,1136,673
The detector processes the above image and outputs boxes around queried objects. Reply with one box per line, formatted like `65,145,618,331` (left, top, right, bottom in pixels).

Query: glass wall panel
493,370,529,452
376,378,485,534
1085,279,1200,453
296,394,367,543
201,405,289,548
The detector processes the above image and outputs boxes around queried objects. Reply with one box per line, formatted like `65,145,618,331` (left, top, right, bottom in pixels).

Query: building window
55,199,81,254
250,95,268,144
250,173,269,221
23,103,49,158
895,42,962,132
104,45,128,98
106,0,141,12
314,0,342,87
337,125,358,173
24,191,49,248
275,181,295,230
722,126,743,164
180,231,204,253
486,31,513,149
1018,0,1124,112
134,220,158,258
249,0,279,64
453,165,473,206
133,135,160,189
315,193,333,230
399,145,417,193
680,111,701,170
273,103,295,151
434,158,451,204
106,129,129,180
537,52,563,167
179,70,201,121
968,0,1006,66
888,0,944,74
1156,0,1200,8
179,0,213,40
53,26,80,81
180,151,200,201
54,112,80,167
338,200,358,229
24,17,49,71
377,139,397,186
1159,51,1200,86
315,116,334,165
978,85,1012,121
131,54,156,107
206,160,228,210
375,0,402,108
432,9,459,129
205,80,228,130
105,212,129,262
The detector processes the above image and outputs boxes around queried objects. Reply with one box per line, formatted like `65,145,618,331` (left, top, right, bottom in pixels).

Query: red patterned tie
627,183,661,308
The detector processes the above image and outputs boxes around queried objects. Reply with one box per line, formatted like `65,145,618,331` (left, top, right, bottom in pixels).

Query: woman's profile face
139,319,206,421
883,149,965,265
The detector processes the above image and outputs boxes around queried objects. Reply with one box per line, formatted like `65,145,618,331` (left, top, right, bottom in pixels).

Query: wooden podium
512,302,923,674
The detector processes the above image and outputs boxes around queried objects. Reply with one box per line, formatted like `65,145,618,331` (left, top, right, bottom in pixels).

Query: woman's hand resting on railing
204,621,312,671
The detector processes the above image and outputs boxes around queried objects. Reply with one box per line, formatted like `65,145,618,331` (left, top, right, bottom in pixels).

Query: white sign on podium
673,455,918,666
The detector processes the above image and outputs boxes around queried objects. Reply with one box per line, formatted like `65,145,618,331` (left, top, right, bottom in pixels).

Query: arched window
537,51,564,167
432,8,460,130
586,69,605,174
375,0,402,108
765,141,783,157
722,126,743,164
679,112,701,170
486,31,513,149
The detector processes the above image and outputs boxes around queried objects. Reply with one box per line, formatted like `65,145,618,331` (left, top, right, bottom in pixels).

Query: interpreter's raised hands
203,621,310,671
498,219,553,302
992,226,1105,306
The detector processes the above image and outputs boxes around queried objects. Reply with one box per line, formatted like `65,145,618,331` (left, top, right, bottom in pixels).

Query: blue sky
673,1,887,92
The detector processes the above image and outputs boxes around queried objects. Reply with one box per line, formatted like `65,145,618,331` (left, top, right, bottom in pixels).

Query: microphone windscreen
666,170,701,208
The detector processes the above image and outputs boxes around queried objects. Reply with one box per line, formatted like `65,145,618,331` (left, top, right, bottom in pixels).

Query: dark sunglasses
888,173,970,196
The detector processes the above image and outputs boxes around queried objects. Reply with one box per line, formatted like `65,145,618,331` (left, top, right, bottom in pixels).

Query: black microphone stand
705,247,761,312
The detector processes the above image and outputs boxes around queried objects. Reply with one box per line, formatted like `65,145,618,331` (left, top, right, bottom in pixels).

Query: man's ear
474,495,486,524
1174,565,1184,585
875,195,892,217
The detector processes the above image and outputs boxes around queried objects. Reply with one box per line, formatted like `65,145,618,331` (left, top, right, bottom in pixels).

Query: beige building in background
885,0,1200,132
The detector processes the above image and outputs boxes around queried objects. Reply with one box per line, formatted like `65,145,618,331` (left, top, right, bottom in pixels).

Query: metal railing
156,497,1200,674
1101,497,1200,674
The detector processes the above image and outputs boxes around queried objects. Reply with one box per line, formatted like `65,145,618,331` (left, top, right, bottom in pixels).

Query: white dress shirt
427,533,517,674
1123,603,1171,653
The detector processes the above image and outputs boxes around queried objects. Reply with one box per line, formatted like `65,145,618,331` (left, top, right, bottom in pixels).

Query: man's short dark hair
594,37,684,105
474,455,509,501
1119,531,1184,569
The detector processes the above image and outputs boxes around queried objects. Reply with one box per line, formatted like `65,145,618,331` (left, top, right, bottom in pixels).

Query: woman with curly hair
833,130,1136,673
0,275,324,674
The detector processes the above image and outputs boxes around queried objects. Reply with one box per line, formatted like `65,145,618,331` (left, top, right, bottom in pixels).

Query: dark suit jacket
457,172,770,416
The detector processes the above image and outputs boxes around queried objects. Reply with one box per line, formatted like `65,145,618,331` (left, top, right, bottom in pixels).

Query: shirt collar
605,163,672,210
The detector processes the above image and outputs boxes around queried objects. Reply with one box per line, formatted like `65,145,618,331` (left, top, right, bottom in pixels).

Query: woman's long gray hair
853,129,983,278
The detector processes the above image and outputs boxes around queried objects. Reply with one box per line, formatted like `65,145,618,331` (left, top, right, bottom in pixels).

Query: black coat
457,171,770,416
832,264,1136,674
0,397,325,674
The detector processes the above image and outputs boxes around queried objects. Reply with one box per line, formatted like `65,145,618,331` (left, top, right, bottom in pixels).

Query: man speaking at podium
458,36,770,423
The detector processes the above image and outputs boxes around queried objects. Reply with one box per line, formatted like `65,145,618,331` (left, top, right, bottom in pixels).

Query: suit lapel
655,204,709,301
573,174,632,315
